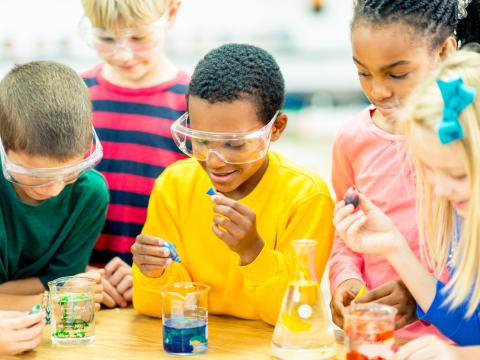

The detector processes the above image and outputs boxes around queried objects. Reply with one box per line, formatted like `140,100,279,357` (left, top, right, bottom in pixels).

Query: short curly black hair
352,0,480,49
187,43,285,124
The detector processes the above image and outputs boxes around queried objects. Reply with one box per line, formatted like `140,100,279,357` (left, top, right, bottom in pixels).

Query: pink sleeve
328,133,365,292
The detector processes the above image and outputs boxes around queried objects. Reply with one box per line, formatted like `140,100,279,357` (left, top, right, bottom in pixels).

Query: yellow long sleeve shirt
133,151,334,325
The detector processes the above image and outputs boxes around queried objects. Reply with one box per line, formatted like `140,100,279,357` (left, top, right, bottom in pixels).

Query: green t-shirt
0,169,108,288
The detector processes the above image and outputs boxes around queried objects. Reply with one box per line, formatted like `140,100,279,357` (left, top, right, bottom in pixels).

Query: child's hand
87,265,125,308
330,278,364,328
211,193,264,265
356,280,418,329
0,311,45,355
393,335,460,360
333,193,405,259
77,269,105,312
131,234,173,278
104,257,132,307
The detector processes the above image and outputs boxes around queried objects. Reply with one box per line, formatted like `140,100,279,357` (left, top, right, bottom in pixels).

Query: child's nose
113,45,134,62
371,80,392,102
433,180,453,199
205,150,226,168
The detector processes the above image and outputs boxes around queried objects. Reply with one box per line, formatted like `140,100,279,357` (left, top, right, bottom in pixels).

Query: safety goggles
79,12,168,55
171,111,279,164
0,128,103,187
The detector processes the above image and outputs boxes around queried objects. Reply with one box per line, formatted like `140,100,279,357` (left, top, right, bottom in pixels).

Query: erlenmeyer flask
271,239,337,360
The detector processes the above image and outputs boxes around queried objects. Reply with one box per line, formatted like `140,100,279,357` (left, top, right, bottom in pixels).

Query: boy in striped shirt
80,0,188,308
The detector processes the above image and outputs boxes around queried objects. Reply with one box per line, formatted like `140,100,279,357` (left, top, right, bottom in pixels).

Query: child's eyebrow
352,57,411,71
380,60,411,71
352,57,367,68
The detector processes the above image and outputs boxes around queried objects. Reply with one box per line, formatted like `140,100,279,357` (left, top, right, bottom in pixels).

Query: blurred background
0,0,367,186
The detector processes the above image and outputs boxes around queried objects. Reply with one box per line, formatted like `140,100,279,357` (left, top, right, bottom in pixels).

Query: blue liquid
163,318,208,355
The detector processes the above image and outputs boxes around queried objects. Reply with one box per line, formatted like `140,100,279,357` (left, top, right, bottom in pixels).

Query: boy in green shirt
0,61,108,311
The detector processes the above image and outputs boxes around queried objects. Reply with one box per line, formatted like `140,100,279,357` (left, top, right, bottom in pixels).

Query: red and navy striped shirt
82,65,189,267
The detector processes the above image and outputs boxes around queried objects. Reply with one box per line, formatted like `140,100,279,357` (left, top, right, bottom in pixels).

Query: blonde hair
81,0,172,32
400,49,480,316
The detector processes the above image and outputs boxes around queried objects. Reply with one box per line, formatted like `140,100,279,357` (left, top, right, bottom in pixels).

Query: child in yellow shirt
131,44,334,325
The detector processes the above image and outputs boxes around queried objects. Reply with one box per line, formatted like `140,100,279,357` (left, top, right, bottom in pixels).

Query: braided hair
352,0,480,49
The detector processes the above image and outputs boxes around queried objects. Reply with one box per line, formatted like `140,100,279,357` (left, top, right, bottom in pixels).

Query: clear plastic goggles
170,111,279,164
79,12,168,55
0,128,103,187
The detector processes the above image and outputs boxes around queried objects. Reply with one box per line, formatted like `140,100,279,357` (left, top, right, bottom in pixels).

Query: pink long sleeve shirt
329,106,448,340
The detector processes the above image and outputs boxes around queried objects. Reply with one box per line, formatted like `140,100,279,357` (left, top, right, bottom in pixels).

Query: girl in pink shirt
329,0,480,340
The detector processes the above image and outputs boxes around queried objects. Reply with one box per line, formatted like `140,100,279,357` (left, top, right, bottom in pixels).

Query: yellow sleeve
132,174,192,318
238,193,334,325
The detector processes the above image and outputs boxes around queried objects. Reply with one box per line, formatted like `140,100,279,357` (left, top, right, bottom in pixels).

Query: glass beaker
161,282,210,355
344,303,397,360
271,239,336,360
48,276,96,345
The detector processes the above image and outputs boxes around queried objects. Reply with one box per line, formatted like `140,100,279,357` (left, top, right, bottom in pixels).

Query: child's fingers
94,293,103,306
212,224,235,246
334,200,346,214
13,321,44,342
135,254,171,266
141,263,172,274
132,255,172,274
102,278,126,308
8,313,44,330
135,234,165,246
9,336,43,356
213,216,241,237
131,242,170,258
104,257,127,276
101,292,115,308
396,314,414,330
357,193,378,212
334,210,364,234
213,204,245,226
96,268,106,281
95,283,103,297
393,336,433,359
212,194,252,216
123,288,133,302
330,297,346,327
355,283,394,304
333,204,357,226
116,275,133,295
108,265,132,287
81,269,104,284
346,215,367,238
212,223,226,239
0,310,27,318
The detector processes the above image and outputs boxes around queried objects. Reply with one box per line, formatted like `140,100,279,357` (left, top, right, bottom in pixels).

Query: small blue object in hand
163,241,181,263
206,187,216,196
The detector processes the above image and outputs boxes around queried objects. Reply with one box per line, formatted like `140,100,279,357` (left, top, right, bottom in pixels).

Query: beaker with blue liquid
161,282,210,355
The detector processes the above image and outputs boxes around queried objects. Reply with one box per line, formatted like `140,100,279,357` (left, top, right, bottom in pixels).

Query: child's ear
438,36,457,60
167,0,181,28
271,113,288,142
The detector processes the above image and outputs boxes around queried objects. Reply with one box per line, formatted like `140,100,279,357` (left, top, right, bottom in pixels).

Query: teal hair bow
437,78,476,145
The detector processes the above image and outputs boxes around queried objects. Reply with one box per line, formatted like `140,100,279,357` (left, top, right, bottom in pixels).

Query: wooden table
13,308,345,360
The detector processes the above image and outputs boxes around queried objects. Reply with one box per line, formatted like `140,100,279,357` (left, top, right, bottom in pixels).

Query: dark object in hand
344,186,360,209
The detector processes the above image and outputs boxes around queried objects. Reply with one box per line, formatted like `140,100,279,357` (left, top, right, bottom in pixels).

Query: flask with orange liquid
271,239,336,359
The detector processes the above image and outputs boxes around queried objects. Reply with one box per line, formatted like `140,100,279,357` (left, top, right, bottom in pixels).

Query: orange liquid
346,351,387,360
